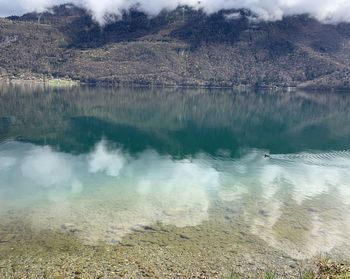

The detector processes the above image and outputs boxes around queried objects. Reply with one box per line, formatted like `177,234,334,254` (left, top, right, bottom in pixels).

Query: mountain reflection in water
0,84,349,259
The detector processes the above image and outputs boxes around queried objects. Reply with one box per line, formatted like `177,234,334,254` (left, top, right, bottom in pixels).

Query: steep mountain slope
1,4,350,88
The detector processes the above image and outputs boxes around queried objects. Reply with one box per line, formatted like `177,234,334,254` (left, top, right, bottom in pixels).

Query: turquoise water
0,84,350,259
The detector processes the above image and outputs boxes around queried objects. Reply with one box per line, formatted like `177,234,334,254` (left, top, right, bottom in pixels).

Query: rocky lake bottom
0,85,350,278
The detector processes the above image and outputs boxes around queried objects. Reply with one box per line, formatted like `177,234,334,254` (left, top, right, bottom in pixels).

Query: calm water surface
0,84,350,261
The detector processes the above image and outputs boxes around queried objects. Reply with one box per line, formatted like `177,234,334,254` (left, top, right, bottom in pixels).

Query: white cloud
1,0,350,24
21,145,73,187
0,140,219,243
132,151,219,227
1,140,350,256
0,156,16,170
88,140,125,176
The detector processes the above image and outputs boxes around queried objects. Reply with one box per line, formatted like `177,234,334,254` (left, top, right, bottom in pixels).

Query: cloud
21,145,73,187
88,140,125,176
1,140,350,256
1,0,350,24
218,150,350,258
0,140,219,243
132,150,219,227
0,156,16,170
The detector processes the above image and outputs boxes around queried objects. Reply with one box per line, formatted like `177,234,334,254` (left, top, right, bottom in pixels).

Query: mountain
1,4,350,89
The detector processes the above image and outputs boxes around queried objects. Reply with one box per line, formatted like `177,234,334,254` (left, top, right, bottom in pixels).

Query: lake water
0,84,349,277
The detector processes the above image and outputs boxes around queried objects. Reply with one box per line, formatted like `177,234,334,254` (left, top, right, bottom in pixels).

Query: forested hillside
1,4,350,88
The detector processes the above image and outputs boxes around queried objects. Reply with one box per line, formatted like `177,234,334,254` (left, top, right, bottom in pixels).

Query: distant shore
0,76,79,87
2,76,350,92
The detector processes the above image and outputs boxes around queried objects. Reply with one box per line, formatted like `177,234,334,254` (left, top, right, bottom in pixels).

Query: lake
0,84,349,278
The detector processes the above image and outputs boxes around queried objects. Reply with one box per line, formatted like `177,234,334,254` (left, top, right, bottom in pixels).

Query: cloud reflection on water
21,146,74,188
88,141,126,177
225,151,350,258
0,141,349,258
0,141,218,243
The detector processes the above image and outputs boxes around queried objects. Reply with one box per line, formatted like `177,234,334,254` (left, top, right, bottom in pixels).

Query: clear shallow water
0,84,350,260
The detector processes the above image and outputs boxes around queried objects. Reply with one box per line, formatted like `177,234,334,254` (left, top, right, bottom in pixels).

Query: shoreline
2,77,350,92
0,219,349,279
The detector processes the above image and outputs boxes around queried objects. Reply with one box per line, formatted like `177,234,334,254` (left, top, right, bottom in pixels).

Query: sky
0,0,350,24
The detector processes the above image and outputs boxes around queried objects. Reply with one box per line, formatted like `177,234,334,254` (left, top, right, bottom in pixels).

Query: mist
1,0,350,24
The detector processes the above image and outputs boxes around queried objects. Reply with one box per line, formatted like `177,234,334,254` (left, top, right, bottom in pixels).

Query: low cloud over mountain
1,0,350,24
